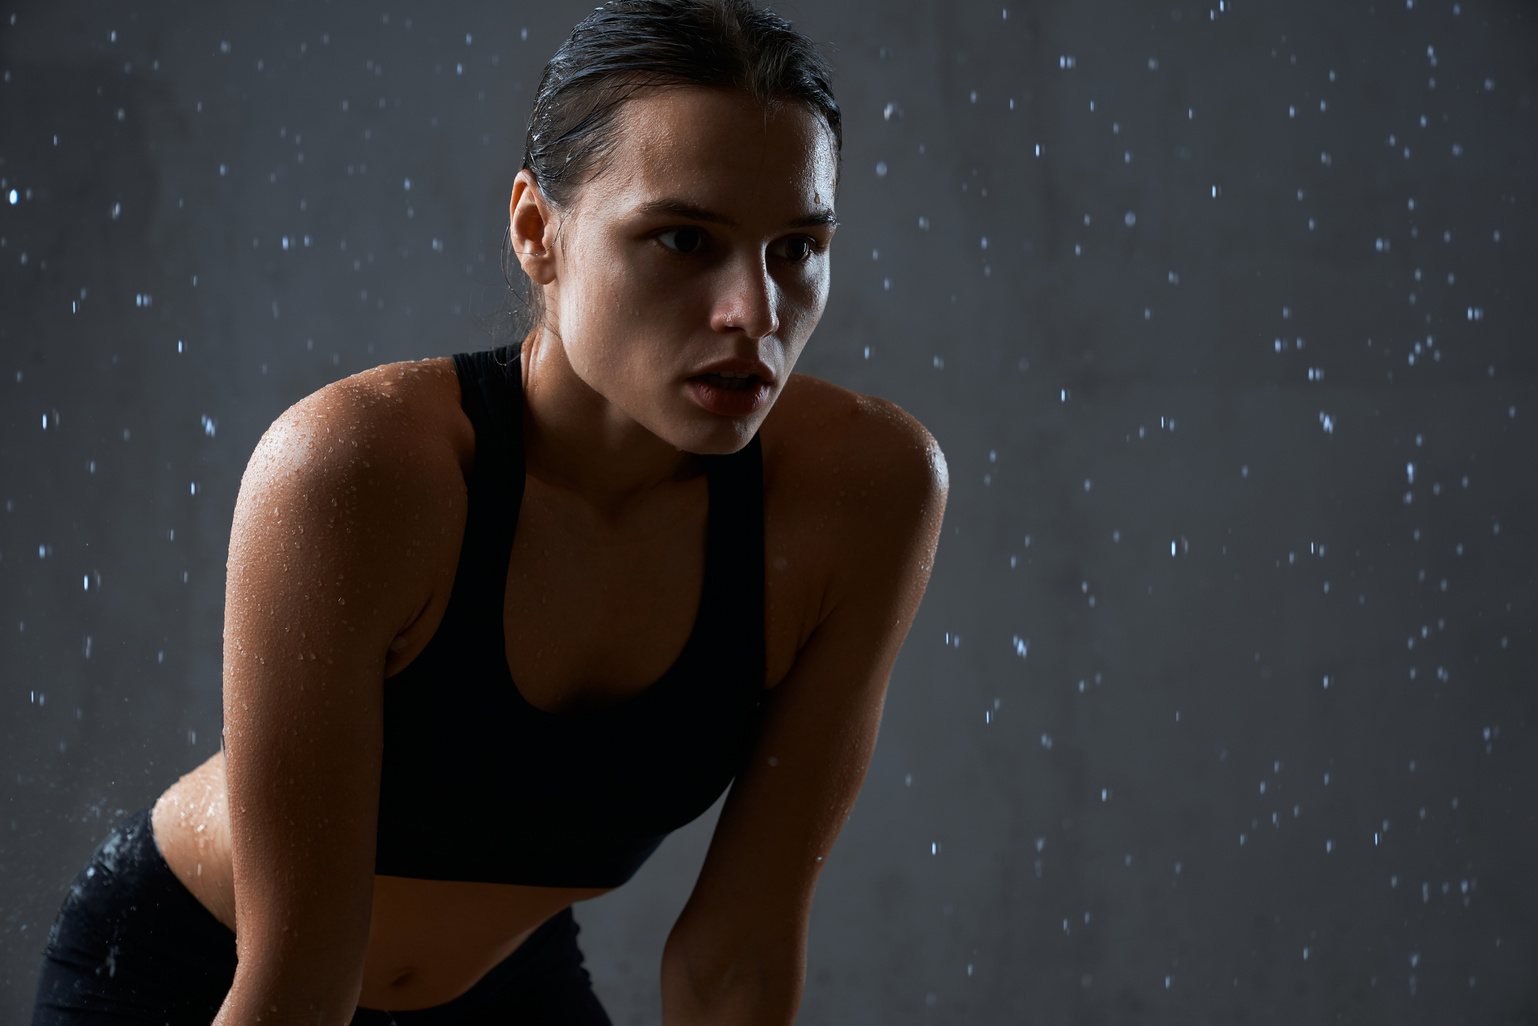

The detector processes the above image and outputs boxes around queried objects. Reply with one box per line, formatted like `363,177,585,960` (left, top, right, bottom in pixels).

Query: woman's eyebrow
787,209,840,231
634,198,838,231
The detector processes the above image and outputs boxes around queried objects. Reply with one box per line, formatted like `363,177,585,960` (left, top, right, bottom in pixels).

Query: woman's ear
509,170,558,286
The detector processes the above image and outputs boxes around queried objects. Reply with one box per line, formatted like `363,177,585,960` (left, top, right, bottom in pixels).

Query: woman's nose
713,254,780,339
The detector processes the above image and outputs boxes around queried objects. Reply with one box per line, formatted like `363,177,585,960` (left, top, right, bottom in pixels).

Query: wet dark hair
502,0,842,341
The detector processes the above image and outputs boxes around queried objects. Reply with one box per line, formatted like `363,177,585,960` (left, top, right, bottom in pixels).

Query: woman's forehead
596,87,838,221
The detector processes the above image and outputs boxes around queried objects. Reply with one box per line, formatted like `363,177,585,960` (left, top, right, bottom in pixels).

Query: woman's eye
657,227,706,255
779,236,824,263
655,229,822,262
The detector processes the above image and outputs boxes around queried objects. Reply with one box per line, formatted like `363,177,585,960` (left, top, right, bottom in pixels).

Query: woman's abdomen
152,750,612,1011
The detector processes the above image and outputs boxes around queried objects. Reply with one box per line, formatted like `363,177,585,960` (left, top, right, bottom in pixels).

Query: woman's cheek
785,279,827,335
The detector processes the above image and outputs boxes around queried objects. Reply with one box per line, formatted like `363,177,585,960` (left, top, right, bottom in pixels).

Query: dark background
2,0,1535,1021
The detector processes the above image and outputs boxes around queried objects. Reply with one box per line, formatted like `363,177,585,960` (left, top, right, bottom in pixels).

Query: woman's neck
518,329,703,520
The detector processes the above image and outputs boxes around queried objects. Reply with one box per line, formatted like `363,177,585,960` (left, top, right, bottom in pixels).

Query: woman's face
514,85,839,455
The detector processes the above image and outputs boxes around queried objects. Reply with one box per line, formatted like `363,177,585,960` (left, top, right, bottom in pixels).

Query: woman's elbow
213,954,365,1026
660,931,803,1026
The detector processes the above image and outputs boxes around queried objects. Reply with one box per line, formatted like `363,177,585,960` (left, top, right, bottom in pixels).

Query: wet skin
152,85,947,1022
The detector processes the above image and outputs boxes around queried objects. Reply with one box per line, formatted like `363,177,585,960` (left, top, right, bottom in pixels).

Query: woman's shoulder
248,356,473,488
232,357,476,568
274,355,469,447
763,372,947,495
760,372,948,541
227,357,475,642
756,373,948,679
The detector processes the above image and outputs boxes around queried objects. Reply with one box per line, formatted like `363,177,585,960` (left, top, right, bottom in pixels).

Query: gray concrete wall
1,0,1534,1021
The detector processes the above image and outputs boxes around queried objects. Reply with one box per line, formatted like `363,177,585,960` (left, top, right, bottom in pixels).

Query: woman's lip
685,375,772,416
692,358,774,383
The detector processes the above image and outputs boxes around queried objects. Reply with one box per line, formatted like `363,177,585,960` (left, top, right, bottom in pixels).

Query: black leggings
31,808,613,1025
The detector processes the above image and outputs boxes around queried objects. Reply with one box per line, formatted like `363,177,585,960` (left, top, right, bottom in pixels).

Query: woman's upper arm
663,398,948,1022
216,369,465,1024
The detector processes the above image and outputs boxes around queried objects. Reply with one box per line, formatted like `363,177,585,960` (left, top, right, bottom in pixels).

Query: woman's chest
500,471,822,713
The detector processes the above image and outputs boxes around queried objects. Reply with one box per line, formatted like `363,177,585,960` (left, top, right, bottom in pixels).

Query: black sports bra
373,346,767,887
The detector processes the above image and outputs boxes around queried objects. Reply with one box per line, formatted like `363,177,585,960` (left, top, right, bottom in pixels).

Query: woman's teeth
702,372,755,391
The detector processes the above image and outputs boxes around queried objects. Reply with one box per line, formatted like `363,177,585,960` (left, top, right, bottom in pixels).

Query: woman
32,0,946,1022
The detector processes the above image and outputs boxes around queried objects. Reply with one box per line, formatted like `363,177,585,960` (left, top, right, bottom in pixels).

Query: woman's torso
151,354,848,1009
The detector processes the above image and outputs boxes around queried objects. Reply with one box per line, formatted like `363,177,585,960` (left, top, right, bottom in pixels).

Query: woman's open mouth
685,372,772,416
698,371,759,391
